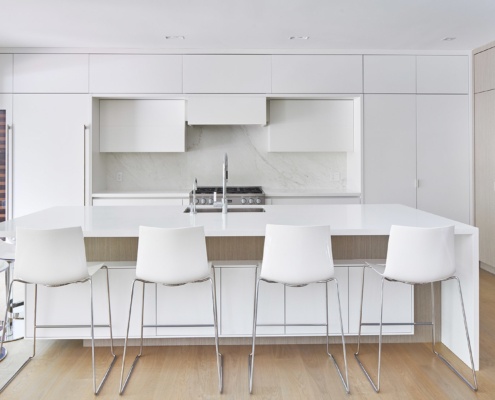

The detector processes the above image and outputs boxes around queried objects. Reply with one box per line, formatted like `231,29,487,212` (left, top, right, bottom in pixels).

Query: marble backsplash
102,125,348,191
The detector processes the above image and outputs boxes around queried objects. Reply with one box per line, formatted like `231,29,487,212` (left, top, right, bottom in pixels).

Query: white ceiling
1,0,495,52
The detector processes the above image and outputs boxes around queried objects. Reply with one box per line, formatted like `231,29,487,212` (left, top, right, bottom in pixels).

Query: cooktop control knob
255,198,262,204
200,198,206,205
208,198,214,205
248,198,254,204
241,198,247,204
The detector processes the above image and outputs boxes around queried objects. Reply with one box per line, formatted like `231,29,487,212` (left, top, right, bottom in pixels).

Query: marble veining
103,125,348,191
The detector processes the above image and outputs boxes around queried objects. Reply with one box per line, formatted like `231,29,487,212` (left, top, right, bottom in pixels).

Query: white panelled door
364,94,417,207
417,95,470,224
13,94,88,217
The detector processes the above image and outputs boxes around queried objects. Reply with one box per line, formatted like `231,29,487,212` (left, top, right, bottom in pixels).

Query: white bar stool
354,225,478,392
0,227,116,394
119,225,223,394
248,224,349,394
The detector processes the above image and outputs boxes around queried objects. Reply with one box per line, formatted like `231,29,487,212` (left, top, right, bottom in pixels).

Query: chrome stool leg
354,267,383,392
248,277,261,394
431,277,478,391
326,279,350,394
92,266,117,395
119,279,144,394
210,272,223,393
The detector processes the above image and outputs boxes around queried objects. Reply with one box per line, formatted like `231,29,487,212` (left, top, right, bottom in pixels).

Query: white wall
103,125,348,191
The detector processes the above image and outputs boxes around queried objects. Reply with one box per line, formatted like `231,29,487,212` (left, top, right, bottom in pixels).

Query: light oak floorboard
1,269,494,400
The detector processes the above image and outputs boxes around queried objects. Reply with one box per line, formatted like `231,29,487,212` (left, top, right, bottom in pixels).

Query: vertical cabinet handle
83,125,88,205
6,125,12,220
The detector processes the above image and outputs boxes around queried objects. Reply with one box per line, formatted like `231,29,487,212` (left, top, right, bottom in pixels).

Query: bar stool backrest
136,226,209,285
260,224,334,285
384,225,456,284
14,226,89,286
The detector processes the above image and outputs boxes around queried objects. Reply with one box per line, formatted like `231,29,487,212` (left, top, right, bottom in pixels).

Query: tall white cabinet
416,95,470,223
364,94,417,207
12,94,88,217
363,55,470,224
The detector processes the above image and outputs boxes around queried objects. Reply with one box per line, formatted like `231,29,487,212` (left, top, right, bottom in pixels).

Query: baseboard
480,262,495,275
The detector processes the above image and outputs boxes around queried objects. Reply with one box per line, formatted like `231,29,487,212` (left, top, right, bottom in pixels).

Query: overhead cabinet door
99,99,185,152
272,55,363,93
183,55,271,93
269,99,354,152
90,55,183,93
13,94,87,217
13,54,88,93
0,54,13,93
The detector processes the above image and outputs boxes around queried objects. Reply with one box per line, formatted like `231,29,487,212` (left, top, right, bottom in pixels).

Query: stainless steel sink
184,207,265,213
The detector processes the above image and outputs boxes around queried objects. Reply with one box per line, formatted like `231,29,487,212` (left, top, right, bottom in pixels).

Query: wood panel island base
0,204,479,370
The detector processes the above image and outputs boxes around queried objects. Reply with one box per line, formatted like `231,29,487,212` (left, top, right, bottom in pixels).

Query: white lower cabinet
219,265,284,336
286,267,349,335
348,266,414,335
156,276,219,337
25,266,156,339
25,264,414,339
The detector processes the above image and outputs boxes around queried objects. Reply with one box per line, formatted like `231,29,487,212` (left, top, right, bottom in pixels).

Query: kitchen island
0,204,479,369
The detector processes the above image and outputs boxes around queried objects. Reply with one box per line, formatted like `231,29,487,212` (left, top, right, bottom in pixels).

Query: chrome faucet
222,153,228,214
190,178,197,214
214,153,229,213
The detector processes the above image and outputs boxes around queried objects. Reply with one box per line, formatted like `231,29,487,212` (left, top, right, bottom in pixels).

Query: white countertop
92,188,361,198
92,190,189,198
262,188,361,197
0,204,477,238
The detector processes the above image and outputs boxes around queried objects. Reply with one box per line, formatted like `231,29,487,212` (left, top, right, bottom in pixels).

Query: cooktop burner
190,186,265,205
195,186,263,195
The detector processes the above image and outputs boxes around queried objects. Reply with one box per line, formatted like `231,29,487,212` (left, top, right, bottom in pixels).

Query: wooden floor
1,270,494,400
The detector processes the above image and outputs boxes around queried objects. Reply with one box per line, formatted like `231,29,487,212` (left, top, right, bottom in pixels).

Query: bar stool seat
354,225,478,392
0,227,116,395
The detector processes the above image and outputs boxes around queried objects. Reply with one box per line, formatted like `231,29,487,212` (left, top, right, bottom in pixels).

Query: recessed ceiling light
289,36,310,40
442,37,456,41
166,36,185,40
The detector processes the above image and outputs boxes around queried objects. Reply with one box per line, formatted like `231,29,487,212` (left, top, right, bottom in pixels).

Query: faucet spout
222,153,228,214
190,178,197,214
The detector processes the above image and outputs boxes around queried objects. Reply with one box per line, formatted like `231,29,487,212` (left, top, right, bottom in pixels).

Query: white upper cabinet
183,55,271,93
364,55,416,93
90,55,182,94
13,54,88,93
417,56,468,94
99,99,185,152
269,99,354,152
272,55,363,93
0,54,13,93
187,96,266,125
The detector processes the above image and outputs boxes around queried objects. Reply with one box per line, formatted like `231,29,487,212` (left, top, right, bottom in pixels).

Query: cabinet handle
6,125,12,220
83,125,88,205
